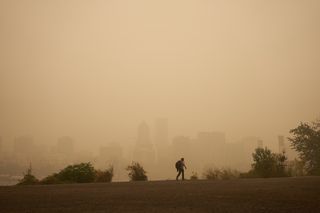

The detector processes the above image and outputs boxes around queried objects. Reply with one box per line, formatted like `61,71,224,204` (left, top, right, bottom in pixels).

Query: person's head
181,158,184,161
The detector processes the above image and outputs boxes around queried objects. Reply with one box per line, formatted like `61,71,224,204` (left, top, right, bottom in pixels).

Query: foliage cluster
55,162,96,183
17,166,39,185
286,159,306,177
190,172,199,180
247,147,289,178
95,166,114,183
288,120,320,175
19,163,114,185
203,168,240,180
126,162,148,181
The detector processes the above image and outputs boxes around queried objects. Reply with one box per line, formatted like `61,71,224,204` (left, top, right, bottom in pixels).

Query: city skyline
0,119,297,182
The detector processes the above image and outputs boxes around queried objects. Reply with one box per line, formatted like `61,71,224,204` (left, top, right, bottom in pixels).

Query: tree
288,120,320,175
251,147,288,178
126,162,148,181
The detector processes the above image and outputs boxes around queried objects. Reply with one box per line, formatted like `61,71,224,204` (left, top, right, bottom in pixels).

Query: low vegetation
203,168,240,180
95,166,114,183
190,172,199,180
56,162,96,183
19,162,114,185
18,165,39,185
241,147,289,178
126,162,148,181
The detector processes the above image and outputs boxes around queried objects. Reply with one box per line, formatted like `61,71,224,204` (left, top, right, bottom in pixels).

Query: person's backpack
175,160,181,171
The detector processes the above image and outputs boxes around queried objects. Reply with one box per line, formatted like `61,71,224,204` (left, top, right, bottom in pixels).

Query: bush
220,168,240,180
18,166,39,185
203,168,239,180
95,166,114,183
126,162,148,181
240,170,257,178
250,147,289,178
55,162,96,183
190,172,199,180
203,168,221,180
40,173,61,184
287,159,306,177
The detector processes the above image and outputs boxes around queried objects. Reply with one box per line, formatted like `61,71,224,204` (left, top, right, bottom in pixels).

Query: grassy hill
0,177,319,212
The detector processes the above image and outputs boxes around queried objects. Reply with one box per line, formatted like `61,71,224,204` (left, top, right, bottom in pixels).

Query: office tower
133,122,155,168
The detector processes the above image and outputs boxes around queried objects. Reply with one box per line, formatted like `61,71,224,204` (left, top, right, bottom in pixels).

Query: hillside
0,177,319,212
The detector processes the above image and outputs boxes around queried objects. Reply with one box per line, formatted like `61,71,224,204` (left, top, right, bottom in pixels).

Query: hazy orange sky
1,0,319,150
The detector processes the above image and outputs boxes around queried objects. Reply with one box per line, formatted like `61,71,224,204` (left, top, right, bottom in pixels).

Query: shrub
287,159,306,177
40,173,61,184
203,168,239,180
251,147,289,178
190,171,199,180
18,166,39,185
203,168,221,180
95,166,114,183
220,168,240,180
56,162,96,183
126,162,148,181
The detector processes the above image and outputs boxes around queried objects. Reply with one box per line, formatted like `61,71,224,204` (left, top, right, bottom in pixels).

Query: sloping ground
0,177,319,213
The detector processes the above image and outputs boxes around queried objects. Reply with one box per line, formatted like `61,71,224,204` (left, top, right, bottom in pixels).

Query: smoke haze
0,0,319,180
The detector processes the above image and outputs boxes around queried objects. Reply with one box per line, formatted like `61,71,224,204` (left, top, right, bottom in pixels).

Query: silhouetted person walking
175,158,187,180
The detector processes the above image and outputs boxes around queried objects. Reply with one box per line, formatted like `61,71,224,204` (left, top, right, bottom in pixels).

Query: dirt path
0,177,319,213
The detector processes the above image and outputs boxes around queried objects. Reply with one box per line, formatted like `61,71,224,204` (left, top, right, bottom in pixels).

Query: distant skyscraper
257,140,263,148
136,122,152,147
133,122,155,168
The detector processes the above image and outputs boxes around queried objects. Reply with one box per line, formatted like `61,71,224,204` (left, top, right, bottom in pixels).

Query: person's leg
182,169,184,180
176,170,181,180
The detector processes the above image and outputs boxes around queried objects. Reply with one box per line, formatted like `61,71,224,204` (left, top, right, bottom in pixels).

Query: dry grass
0,177,319,213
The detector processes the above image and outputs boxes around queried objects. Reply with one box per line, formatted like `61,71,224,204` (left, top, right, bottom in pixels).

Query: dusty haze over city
1,0,320,180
